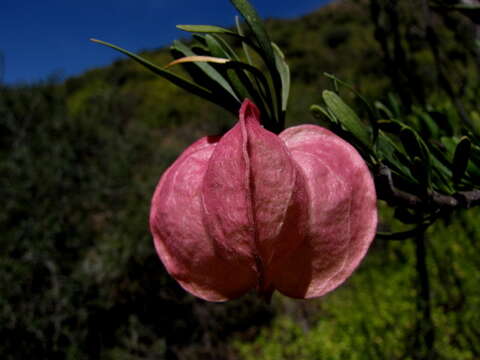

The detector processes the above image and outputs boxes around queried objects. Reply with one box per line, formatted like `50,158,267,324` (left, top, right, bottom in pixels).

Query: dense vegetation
2,0,480,359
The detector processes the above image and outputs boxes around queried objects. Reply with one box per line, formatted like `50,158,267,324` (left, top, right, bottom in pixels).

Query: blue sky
0,0,331,85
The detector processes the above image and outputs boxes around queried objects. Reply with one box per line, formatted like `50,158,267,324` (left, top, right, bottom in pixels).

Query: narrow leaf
90,38,221,107
322,90,371,147
310,104,334,122
177,25,239,36
229,0,275,67
400,127,432,188
235,16,253,65
375,101,394,120
172,40,240,101
230,0,283,126
224,61,273,107
324,73,378,137
417,110,440,138
388,93,402,118
400,127,428,162
376,132,417,183
205,35,250,100
428,146,455,192
206,35,237,59
272,42,290,112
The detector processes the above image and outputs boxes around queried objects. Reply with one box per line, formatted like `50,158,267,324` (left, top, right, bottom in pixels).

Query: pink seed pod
150,99,377,302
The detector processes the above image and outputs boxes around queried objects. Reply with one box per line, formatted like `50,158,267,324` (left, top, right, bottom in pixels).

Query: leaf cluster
92,0,290,134
312,75,480,236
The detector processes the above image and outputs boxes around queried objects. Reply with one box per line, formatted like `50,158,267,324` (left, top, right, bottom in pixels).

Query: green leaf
375,101,394,120
272,42,290,112
428,147,455,194
205,35,231,59
399,127,432,188
399,127,427,160
466,162,480,181
417,110,440,139
90,39,225,110
198,32,274,126
233,15,273,122
223,60,275,122
229,0,275,68
204,35,250,101
208,34,239,60
235,16,253,65
172,40,240,102
177,25,239,36
388,93,402,118
324,73,378,133
440,136,458,161
169,49,240,114
310,104,334,122
465,142,480,181
452,136,471,185
376,132,416,183
230,0,283,127
322,90,371,147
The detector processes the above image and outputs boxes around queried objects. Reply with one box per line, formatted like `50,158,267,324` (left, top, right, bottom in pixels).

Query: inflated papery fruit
150,99,377,301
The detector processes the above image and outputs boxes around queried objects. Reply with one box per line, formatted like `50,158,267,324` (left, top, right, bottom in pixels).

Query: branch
375,164,480,210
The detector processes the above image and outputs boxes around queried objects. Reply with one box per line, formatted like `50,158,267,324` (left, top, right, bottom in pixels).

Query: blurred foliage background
2,0,480,359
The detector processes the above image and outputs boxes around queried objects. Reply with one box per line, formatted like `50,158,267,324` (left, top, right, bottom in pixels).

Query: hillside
2,0,480,359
